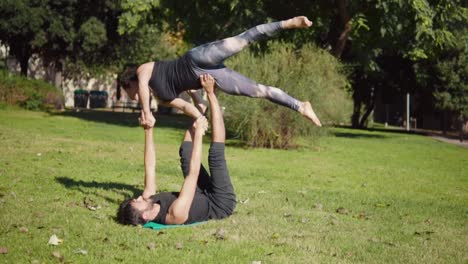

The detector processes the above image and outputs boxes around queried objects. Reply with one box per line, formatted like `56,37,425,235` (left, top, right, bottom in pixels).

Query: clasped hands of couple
138,73,215,133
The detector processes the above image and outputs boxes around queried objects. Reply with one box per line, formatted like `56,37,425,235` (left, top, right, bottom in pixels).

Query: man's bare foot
282,16,313,29
299,101,322,127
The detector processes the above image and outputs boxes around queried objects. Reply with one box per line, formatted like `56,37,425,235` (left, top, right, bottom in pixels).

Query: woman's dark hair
117,198,146,225
118,65,139,90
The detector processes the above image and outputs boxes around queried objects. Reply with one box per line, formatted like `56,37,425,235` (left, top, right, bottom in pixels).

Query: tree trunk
19,54,29,77
351,100,361,128
459,113,464,142
331,0,352,58
11,43,31,77
359,102,374,128
441,110,447,135
54,60,63,88
359,86,376,127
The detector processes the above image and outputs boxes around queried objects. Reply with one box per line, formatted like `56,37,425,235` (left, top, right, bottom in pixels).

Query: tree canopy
1,0,466,130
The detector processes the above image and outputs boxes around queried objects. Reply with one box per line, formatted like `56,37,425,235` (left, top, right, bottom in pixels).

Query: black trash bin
89,90,108,108
74,89,89,108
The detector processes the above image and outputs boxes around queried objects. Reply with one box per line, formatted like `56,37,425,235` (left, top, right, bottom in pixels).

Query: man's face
131,195,152,212
124,81,139,101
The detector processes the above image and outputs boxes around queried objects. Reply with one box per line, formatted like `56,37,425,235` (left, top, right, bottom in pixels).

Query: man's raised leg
200,74,236,217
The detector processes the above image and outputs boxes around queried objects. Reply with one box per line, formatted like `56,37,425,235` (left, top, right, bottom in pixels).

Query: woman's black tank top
148,54,199,102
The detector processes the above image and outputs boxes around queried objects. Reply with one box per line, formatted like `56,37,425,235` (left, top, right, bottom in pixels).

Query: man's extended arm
141,127,156,199
165,117,207,224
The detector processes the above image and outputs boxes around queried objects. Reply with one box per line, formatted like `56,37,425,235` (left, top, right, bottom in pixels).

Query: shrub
0,70,63,110
221,42,352,148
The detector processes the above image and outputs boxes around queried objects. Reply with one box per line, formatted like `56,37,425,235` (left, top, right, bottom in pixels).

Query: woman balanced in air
119,16,322,128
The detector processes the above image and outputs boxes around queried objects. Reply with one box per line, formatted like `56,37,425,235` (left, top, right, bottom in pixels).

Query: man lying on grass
117,74,236,225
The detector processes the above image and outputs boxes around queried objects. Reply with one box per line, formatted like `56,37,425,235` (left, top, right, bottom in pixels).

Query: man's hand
200,74,216,94
193,116,208,135
139,111,156,129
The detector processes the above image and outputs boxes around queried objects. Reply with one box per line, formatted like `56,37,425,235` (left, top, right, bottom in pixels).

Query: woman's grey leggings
187,21,301,111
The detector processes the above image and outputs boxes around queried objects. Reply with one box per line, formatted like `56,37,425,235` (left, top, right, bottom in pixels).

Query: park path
430,135,468,148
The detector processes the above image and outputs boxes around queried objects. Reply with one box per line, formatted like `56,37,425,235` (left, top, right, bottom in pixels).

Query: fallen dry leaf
48,234,63,246
83,197,101,211
414,231,434,236
383,241,397,247
19,227,29,233
375,203,390,208
353,211,369,220
216,228,225,240
239,198,250,204
52,251,64,261
336,207,349,215
74,248,88,255
175,242,183,250
147,243,156,250
293,233,305,239
0,247,8,254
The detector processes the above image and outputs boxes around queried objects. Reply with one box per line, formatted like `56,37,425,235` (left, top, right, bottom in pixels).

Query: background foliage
222,42,351,148
0,69,63,110
0,0,466,143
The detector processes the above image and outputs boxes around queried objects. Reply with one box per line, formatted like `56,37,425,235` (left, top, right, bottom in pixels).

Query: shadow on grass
51,110,193,130
333,132,386,139
55,176,140,204
332,125,428,139
52,109,253,148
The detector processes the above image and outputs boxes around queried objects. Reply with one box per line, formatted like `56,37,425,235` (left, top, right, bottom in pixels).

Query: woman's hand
193,116,208,135
200,74,216,94
139,111,156,129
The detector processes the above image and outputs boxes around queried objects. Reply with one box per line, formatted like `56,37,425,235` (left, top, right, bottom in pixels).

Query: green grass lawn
0,108,467,263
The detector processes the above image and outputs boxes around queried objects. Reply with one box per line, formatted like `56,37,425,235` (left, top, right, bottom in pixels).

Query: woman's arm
161,98,203,119
165,117,208,224
136,65,156,128
141,127,157,199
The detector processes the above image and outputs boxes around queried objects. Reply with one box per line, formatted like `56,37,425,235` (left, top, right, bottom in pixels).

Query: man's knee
179,141,193,158
208,142,226,161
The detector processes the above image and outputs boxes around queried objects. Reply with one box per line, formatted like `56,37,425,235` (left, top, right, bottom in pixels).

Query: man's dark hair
118,65,138,90
117,198,146,225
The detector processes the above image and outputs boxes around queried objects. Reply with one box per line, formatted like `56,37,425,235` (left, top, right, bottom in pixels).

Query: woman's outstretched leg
188,16,313,68
197,67,322,126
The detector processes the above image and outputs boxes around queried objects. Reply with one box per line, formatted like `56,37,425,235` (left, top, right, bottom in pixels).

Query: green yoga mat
143,221,202,230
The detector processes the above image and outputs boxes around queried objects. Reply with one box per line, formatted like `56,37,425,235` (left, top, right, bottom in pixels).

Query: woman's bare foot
299,101,322,127
282,16,313,29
